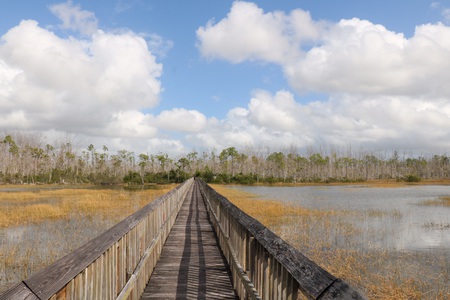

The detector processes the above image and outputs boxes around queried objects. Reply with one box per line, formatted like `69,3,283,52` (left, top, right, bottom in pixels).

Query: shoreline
2,179,450,190
223,178,450,188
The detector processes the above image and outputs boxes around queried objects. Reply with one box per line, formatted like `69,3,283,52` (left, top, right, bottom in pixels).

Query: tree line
1,133,449,185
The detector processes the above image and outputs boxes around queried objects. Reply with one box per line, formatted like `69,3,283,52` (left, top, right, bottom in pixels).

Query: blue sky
1,1,450,156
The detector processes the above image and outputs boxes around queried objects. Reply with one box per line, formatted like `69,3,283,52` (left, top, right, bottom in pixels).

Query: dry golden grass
210,184,344,228
0,184,176,293
213,185,449,300
421,196,450,207
0,185,175,228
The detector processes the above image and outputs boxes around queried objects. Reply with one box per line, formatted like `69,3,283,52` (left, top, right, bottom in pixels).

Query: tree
266,152,286,181
219,147,239,176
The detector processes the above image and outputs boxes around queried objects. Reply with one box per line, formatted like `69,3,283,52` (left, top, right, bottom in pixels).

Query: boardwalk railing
196,179,366,300
1,178,194,300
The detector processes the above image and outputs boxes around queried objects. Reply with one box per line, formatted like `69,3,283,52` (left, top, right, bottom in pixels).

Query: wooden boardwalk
140,182,238,299
1,178,366,300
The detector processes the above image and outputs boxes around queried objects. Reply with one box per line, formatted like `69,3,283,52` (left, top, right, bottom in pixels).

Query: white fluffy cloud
288,20,450,97
188,90,450,152
0,17,162,136
155,108,207,132
193,2,450,153
0,2,210,155
197,2,450,98
197,1,322,64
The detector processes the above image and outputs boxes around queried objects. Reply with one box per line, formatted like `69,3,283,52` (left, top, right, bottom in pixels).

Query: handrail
0,178,194,300
196,179,366,300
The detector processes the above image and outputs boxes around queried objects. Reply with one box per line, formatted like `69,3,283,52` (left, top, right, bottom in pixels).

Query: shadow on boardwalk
140,183,238,299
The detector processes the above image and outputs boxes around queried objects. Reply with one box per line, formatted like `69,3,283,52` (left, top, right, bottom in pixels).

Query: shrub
404,174,421,182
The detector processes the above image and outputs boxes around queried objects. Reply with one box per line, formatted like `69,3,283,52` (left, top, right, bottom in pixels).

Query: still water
230,185,450,253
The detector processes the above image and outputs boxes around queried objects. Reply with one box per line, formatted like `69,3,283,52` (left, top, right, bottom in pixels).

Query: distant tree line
1,133,449,185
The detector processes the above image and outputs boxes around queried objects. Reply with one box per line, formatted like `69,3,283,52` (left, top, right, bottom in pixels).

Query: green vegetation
2,133,450,185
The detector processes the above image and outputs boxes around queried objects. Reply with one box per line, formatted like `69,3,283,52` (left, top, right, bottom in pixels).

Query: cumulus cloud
288,20,450,97
197,2,450,98
0,1,206,155
155,108,207,132
247,90,299,131
188,90,450,152
0,18,162,138
192,2,450,153
197,1,323,64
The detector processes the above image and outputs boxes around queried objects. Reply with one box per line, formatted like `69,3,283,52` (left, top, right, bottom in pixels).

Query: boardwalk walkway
140,182,238,299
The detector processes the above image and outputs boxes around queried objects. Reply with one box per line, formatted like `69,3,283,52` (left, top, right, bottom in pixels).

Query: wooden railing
196,179,366,300
0,178,194,300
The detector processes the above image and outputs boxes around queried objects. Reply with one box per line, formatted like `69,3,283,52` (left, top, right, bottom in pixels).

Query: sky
1,0,450,156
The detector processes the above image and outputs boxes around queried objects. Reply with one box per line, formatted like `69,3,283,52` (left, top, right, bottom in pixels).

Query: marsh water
230,185,450,254
0,185,153,293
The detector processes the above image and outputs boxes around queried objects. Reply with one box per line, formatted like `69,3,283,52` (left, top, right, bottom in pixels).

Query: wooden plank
317,279,366,300
140,182,238,300
0,282,39,300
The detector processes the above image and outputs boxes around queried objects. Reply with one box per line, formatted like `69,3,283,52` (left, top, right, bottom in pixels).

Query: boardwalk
1,178,366,300
140,183,238,299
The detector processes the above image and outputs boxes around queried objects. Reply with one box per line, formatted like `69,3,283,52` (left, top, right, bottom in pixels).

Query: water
230,185,450,253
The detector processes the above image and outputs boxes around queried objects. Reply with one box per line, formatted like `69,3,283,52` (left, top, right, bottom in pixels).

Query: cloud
144,33,174,59
196,1,323,64
288,20,450,97
155,108,207,132
0,18,162,139
187,89,450,152
114,0,146,14
430,2,450,24
197,2,450,99
443,8,450,24
247,90,299,131
0,2,190,155
49,0,98,36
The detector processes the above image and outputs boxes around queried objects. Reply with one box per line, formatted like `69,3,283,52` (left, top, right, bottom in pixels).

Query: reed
0,185,175,228
213,185,449,300
421,195,450,207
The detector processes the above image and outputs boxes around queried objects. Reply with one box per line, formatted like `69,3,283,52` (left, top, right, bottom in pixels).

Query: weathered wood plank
141,183,238,300
0,282,38,300
318,279,366,300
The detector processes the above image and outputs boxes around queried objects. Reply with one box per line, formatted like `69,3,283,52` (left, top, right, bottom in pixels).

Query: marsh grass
212,185,450,300
0,184,174,292
0,185,175,228
421,196,450,207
